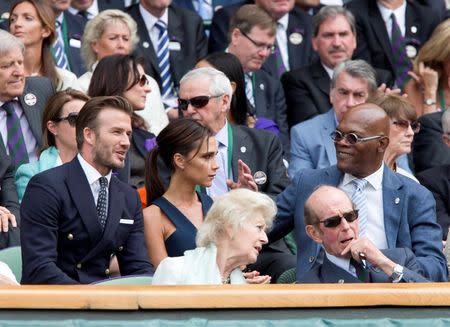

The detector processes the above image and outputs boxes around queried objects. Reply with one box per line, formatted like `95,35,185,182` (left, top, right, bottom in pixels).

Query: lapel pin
253,171,267,185
289,32,303,45
395,197,400,204
259,83,264,90
405,45,417,59
240,146,246,153
24,93,37,106
142,41,149,49
338,279,345,284
411,26,417,34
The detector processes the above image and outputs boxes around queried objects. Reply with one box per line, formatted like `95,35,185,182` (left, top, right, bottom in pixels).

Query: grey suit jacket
271,165,448,281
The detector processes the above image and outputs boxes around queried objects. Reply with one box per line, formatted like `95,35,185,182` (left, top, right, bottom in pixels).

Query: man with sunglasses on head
270,103,448,282
178,67,294,281
298,185,428,283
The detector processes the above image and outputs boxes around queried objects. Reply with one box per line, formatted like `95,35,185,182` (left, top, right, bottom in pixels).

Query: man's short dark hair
313,6,356,37
229,4,276,41
75,96,133,150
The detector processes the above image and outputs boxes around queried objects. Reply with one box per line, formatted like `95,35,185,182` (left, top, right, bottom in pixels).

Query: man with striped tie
270,102,448,282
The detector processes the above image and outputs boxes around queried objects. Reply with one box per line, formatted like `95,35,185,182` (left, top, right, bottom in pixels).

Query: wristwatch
389,264,404,283
424,98,436,106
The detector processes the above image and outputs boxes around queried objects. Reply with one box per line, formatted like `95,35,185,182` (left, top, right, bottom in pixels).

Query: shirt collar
342,163,385,190
321,62,334,79
56,13,64,26
377,0,406,25
215,120,228,147
139,3,169,34
77,153,112,186
325,251,352,273
277,13,289,31
68,0,99,17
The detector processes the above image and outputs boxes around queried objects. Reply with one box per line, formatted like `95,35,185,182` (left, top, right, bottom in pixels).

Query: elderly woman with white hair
78,9,168,135
152,189,276,285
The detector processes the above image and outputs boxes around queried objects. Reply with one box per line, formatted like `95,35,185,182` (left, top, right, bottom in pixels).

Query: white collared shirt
77,154,112,208
325,252,356,277
277,14,290,71
377,1,407,39
339,163,387,249
322,62,334,79
0,99,38,162
139,4,169,52
68,0,99,20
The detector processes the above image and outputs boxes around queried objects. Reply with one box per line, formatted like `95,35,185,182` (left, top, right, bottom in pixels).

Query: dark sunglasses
53,112,78,127
330,130,385,145
392,119,421,133
313,210,359,228
178,94,223,111
138,74,149,87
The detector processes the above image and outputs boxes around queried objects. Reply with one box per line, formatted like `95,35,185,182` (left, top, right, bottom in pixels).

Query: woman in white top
370,92,420,182
152,189,276,285
79,9,168,135
8,0,80,91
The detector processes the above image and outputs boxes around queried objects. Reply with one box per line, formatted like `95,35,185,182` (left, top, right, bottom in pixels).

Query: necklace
221,275,231,284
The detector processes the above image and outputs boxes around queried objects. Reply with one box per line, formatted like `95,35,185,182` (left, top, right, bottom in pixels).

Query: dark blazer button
308,256,315,263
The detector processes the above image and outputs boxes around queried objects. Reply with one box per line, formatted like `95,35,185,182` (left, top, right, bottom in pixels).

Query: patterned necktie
274,23,287,77
351,179,368,237
245,73,255,108
209,141,228,197
53,21,69,70
97,177,108,230
350,257,370,282
154,20,174,99
390,13,412,89
196,0,212,21
2,101,29,168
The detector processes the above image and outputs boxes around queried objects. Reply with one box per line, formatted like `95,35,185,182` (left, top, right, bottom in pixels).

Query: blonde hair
196,189,276,247
81,9,139,71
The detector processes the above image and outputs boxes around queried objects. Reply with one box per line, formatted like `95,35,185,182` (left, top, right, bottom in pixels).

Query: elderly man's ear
305,225,323,244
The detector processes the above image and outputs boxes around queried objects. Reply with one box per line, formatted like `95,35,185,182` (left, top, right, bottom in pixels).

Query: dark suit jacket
298,248,429,283
252,70,290,158
417,165,450,240
99,0,126,11
20,157,154,284
209,2,314,75
62,11,87,77
127,4,208,91
172,0,244,15
271,165,448,282
412,112,450,173
346,0,440,81
282,60,395,128
0,151,20,249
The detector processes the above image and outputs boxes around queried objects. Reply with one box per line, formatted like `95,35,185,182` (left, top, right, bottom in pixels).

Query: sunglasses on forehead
53,112,78,127
312,210,359,228
178,94,223,111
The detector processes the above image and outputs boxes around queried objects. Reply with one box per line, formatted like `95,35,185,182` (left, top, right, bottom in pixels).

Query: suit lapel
311,61,330,96
368,0,394,68
20,79,43,147
320,110,337,164
320,255,361,283
167,6,184,85
253,72,267,117
404,2,420,45
382,166,403,248
230,125,250,181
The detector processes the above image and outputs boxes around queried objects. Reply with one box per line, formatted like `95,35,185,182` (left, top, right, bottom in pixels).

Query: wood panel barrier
0,283,449,310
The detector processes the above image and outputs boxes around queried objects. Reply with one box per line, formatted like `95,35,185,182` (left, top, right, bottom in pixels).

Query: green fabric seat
0,246,22,282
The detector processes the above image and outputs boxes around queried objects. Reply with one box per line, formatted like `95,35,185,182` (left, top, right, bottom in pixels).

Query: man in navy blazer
270,103,448,282
21,96,154,284
298,186,428,283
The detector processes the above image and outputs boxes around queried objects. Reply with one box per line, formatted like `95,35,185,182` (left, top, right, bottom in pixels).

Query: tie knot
99,176,108,188
2,102,15,116
352,178,367,191
155,20,167,32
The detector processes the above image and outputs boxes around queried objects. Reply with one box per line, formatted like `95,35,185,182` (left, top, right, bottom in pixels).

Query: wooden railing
0,283,450,310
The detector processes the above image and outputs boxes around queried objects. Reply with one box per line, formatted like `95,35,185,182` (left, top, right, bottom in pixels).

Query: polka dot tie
97,177,108,230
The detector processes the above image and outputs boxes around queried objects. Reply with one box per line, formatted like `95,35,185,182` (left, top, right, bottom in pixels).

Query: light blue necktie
209,141,228,197
245,73,255,108
53,21,69,70
154,20,174,99
351,179,368,237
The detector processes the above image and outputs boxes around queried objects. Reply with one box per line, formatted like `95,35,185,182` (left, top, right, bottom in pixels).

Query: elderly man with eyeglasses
297,185,428,283
269,102,448,282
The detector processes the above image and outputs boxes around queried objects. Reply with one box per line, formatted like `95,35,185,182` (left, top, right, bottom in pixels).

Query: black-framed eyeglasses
138,74,149,87
53,112,78,127
178,94,223,111
392,119,421,133
313,210,359,228
330,130,385,145
239,29,275,54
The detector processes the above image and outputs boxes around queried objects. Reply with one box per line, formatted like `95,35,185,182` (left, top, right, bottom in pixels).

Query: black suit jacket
282,60,394,127
417,165,450,240
20,157,153,284
346,0,440,81
412,112,450,173
127,4,208,91
62,11,87,77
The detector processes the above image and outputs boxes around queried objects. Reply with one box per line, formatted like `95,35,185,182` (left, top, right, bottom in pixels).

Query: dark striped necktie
390,13,412,89
2,101,29,168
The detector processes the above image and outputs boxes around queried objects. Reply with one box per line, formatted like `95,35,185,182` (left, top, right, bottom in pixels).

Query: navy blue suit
298,248,429,283
20,157,153,284
270,165,448,282
62,11,87,77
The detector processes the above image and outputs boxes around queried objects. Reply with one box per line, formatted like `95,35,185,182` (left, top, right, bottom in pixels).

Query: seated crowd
0,0,448,286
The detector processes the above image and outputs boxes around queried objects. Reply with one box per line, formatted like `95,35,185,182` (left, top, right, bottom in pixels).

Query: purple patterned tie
390,13,412,89
273,41,286,78
2,101,29,168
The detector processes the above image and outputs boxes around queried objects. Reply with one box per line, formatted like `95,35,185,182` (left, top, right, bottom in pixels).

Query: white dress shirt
377,1,407,39
139,4,169,52
68,0,99,20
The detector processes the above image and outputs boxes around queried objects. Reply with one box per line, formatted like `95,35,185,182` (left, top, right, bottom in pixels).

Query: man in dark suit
127,0,208,113
21,96,154,285
69,0,126,21
227,4,289,157
209,0,313,78
346,0,440,87
0,30,54,169
270,103,448,282
416,110,450,240
179,67,294,280
298,185,428,283
45,0,87,76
